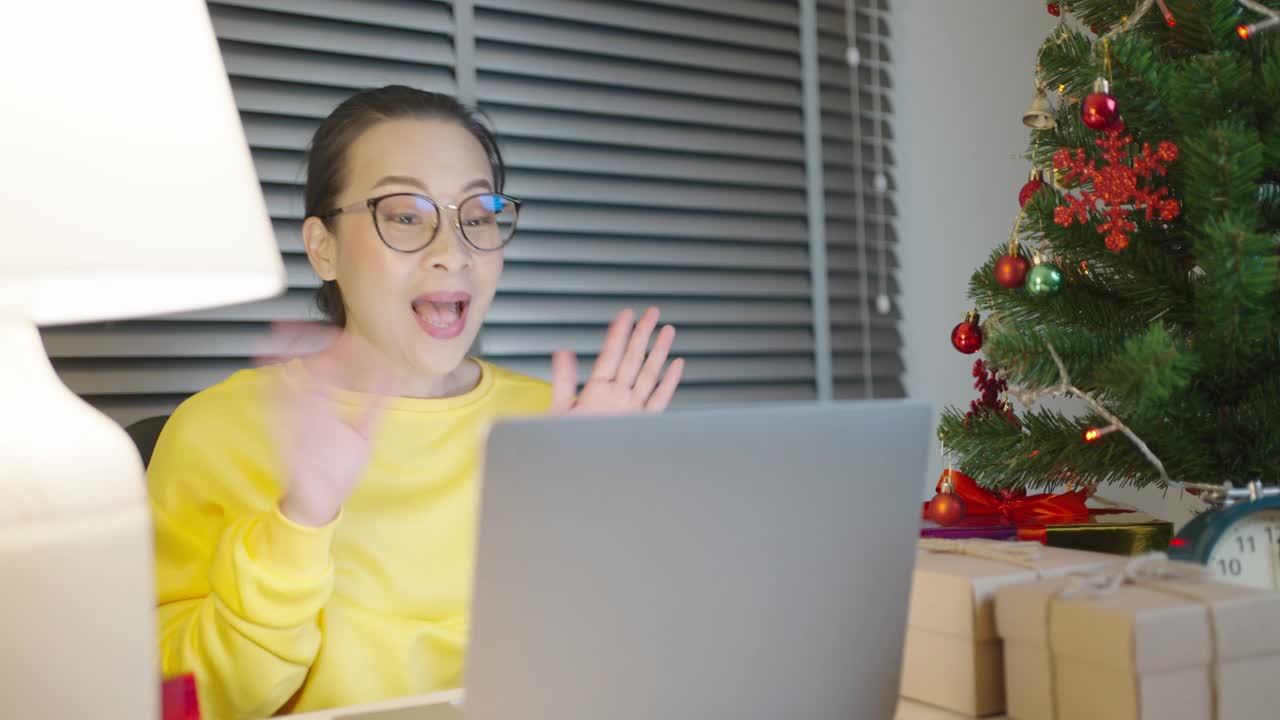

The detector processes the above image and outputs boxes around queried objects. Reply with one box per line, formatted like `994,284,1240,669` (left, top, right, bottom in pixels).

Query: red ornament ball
1019,177,1046,207
1082,90,1121,131
995,253,1030,289
1047,2,1061,16
927,491,967,526
951,318,984,354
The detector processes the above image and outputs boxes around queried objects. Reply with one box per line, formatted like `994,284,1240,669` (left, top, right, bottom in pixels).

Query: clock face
1206,509,1280,590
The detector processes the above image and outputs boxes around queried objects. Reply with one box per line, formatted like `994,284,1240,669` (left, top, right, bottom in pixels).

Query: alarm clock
1168,480,1280,591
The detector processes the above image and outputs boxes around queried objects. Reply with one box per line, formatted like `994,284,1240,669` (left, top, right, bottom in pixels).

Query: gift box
921,470,1172,555
995,556,1280,720
921,520,1020,541
900,539,1116,717
896,696,1007,719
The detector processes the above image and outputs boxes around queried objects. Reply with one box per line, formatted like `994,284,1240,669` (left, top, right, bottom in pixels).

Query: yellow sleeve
149,391,336,720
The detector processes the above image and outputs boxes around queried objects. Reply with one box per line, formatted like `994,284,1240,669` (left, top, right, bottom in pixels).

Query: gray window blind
44,0,902,427
821,0,903,399
472,0,818,406
42,0,458,427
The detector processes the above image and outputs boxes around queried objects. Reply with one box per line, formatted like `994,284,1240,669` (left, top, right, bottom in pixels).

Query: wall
889,0,1202,528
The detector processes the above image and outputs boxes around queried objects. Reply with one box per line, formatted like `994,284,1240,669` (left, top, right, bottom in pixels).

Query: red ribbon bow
921,469,1092,524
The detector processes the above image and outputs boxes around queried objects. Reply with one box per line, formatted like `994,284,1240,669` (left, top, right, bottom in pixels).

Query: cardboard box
896,697,1007,719
996,561,1280,720
900,541,1115,716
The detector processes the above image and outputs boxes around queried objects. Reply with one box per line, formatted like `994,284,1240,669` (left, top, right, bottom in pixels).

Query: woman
148,85,684,718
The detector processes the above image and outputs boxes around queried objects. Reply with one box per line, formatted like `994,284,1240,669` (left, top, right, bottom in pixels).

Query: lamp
0,2,284,718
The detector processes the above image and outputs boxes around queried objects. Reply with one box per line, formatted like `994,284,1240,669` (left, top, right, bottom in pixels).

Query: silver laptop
441,399,928,720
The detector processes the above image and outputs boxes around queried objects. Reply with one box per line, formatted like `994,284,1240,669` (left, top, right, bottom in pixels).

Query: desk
279,692,1001,719
278,690,462,720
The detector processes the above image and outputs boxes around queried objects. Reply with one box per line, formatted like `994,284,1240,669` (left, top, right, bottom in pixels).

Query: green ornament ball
1026,264,1063,296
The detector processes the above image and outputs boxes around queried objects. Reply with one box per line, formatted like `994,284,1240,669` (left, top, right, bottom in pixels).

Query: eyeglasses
318,192,522,253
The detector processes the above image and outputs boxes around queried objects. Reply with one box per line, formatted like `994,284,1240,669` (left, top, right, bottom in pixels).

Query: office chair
124,415,170,469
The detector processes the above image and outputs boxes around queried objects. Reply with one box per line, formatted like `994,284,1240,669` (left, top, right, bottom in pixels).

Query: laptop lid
465,400,930,720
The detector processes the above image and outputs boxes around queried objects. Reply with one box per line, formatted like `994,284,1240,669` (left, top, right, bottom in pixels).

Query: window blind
44,0,903,427
43,0,458,427
471,0,819,406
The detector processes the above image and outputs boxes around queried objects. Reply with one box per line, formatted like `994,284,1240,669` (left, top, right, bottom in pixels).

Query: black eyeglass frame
317,191,523,253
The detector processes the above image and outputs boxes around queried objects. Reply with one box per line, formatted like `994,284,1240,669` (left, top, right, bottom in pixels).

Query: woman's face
304,118,504,377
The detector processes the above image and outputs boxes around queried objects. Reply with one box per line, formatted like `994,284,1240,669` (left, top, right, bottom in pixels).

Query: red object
1047,2,1061,16
1238,24,1252,39
927,491,967,525
1084,427,1102,442
994,253,1030,289
950,316,983,354
1052,129,1181,252
1170,537,1189,548
920,469,1093,525
162,675,200,720
1018,526,1050,543
964,359,1019,426
1082,90,1121,131
1018,177,1046,207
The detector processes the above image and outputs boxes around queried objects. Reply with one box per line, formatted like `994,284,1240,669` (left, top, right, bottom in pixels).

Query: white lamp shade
0,0,285,326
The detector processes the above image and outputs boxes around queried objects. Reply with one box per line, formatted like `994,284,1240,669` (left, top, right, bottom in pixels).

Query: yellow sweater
148,358,551,719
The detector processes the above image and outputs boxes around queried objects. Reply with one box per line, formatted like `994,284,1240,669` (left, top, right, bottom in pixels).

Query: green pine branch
1091,322,1198,413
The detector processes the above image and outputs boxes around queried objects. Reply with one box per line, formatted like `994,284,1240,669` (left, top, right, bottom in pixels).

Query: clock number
1217,558,1243,577
1236,536,1257,554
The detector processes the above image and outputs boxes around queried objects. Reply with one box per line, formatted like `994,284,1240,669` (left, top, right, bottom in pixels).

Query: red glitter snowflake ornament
1051,127,1181,252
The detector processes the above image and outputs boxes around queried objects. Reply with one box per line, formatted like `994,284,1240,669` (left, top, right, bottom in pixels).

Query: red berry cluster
965,359,1019,426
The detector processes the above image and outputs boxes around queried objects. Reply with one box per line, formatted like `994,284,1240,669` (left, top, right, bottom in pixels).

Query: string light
1084,423,1120,443
1237,0,1280,38
1155,0,1176,27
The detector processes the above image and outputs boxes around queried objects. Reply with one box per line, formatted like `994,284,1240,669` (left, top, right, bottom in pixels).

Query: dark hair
304,85,506,327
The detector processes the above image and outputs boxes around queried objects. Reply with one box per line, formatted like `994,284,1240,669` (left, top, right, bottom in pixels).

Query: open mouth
411,293,470,340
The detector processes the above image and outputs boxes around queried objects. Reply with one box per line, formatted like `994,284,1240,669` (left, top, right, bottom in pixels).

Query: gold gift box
1017,511,1172,556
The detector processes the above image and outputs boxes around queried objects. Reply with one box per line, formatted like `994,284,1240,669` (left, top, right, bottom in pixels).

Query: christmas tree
938,0,1280,492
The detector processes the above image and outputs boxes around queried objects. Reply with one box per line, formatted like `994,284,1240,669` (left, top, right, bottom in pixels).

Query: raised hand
256,323,391,527
549,307,684,415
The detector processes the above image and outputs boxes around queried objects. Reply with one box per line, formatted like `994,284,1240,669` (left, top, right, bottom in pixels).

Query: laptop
335,400,930,720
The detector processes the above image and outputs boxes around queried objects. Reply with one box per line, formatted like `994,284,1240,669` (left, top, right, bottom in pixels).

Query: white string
844,0,874,398
1098,0,1157,44
869,7,891,318
1060,551,1210,601
919,538,1044,570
